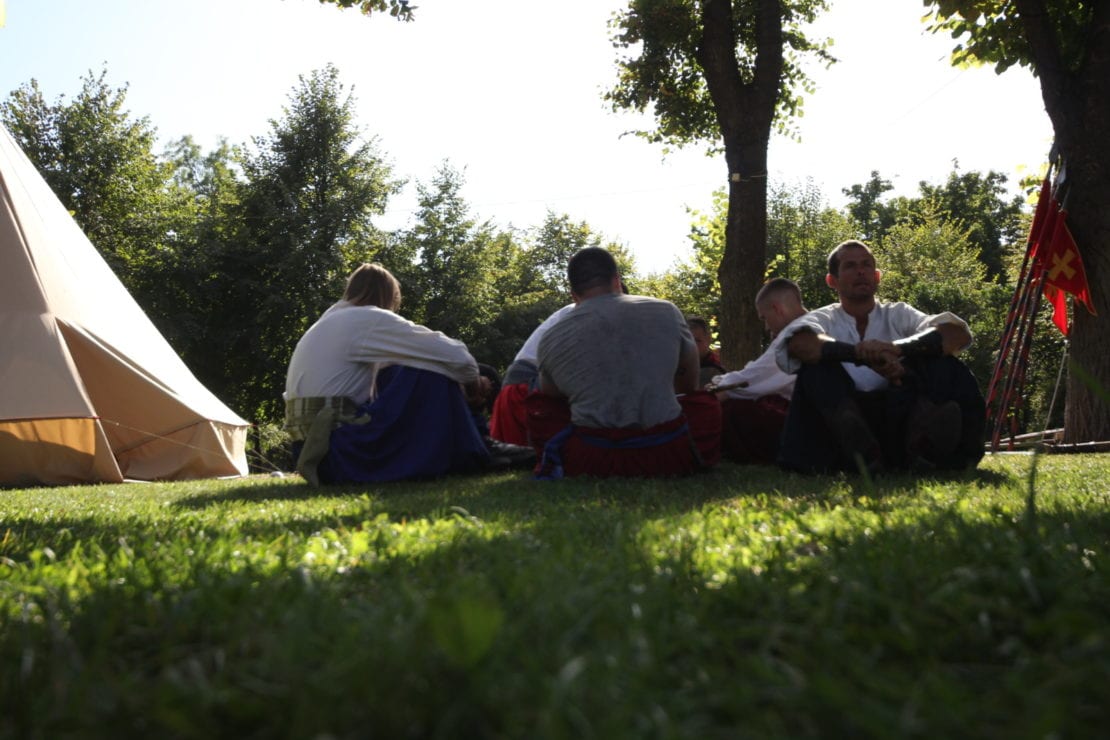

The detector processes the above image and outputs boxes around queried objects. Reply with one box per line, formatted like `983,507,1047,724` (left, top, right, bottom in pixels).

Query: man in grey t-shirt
527,248,720,478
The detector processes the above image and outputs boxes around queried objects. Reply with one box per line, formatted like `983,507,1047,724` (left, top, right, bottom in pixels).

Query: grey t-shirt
537,293,694,428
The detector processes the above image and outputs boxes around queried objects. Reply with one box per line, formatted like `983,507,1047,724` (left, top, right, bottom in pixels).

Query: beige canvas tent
0,125,249,486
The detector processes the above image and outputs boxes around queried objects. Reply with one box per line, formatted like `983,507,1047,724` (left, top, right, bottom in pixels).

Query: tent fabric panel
57,321,250,479
0,178,50,313
60,319,225,436
1,128,246,427
0,418,123,487
0,312,96,420
1,125,250,484
114,419,249,481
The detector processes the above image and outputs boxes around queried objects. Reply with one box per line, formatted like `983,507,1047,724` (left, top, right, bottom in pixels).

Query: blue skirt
296,366,490,483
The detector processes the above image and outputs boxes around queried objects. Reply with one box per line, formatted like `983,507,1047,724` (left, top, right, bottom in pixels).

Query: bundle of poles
983,156,1062,452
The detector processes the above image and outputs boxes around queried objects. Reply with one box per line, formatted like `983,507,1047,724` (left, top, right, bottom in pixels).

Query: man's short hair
686,316,710,334
567,247,619,295
756,277,801,306
827,239,873,277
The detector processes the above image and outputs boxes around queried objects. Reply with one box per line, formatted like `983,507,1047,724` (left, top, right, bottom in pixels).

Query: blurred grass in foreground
1,453,1108,738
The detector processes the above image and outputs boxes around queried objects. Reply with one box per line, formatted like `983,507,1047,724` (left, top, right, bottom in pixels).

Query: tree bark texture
696,0,783,369
1020,0,1110,441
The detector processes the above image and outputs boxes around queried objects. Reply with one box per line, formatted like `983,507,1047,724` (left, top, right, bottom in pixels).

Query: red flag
1028,176,1054,263
1043,284,1069,335
1041,207,1096,335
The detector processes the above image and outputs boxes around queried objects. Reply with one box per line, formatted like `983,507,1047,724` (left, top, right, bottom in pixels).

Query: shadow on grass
0,461,1020,566
3,459,1107,738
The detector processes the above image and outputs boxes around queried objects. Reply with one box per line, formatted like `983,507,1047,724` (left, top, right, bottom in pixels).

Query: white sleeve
351,310,479,384
515,303,576,364
917,310,973,349
774,311,830,375
713,345,796,399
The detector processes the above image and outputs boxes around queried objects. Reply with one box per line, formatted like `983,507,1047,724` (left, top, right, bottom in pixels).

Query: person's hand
870,350,907,384
464,376,492,408
857,340,905,385
855,339,897,364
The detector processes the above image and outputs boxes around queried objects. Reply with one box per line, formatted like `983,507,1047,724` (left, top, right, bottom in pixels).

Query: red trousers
524,392,721,478
719,395,789,465
489,382,531,446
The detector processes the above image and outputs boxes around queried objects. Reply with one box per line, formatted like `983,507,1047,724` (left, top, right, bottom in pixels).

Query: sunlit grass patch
1,454,1108,737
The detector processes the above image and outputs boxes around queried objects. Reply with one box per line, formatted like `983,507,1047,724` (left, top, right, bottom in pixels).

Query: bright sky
0,0,1054,274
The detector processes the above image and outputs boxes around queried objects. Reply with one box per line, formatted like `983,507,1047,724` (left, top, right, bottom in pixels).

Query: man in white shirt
775,240,985,473
710,278,807,464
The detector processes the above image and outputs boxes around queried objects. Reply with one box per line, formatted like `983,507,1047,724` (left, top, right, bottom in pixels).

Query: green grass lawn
2,453,1108,739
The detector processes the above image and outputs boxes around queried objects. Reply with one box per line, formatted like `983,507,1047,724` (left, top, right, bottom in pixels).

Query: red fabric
701,350,726,371
719,395,789,464
1042,211,1096,335
1029,177,1096,336
1028,176,1055,263
489,382,531,446
524,392,721,478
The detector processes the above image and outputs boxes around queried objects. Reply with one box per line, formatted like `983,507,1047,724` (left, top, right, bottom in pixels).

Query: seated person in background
488,303,575,446
710,278,807,464
284,262,532,484
776,239,985,474
687,316,728,388
473,362,503,437
525,247,721,478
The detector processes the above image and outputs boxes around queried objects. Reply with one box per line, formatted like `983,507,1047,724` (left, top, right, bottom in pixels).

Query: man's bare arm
674,340,700,394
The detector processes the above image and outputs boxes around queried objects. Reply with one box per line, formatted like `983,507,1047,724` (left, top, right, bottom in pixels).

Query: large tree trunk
1024,0,1110,442
697,0,783,369
717,142,770,369
1059,99,1110,442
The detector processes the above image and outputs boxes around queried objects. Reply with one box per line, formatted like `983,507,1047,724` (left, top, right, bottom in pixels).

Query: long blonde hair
343,263,402,311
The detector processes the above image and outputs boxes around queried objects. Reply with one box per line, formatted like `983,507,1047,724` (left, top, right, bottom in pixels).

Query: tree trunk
1028,0,1110,442
1059,109,1110,442
697,0,783,369
717,143,769,369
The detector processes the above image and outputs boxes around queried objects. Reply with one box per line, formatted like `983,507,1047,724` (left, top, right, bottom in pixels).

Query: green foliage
841,170,897,244
652,180,851,349
765,178,854,306
844,168,1026,284
394,163,502,348
606,0,834,147
925,1,1093,74
916,168,1026,282
0,68,179,304
2,455,1110,736
872,203,1003,385
475,212,610,373
207,65,401,423
148,136,243,353
653,191,726,323
317,0,415,21
525,211,608,295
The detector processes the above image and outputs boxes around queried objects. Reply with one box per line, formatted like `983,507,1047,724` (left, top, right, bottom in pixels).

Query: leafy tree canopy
843,167,1026,283
0,68,170,279
925,1,1093,74
208,64,401,423
606,0,833,149
316,0,415,21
